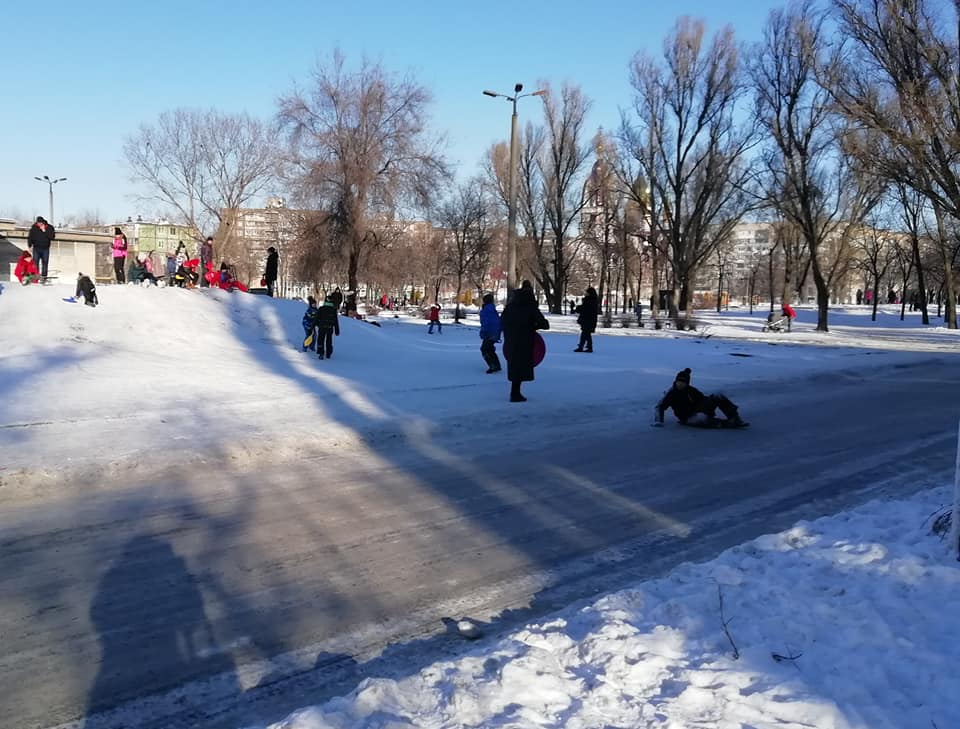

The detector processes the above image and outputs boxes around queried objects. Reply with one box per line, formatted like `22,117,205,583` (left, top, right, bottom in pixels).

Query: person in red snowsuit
14,249,40,285
781,302,797,331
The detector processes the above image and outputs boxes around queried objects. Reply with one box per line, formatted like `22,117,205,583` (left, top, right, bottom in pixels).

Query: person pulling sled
653,368,747,428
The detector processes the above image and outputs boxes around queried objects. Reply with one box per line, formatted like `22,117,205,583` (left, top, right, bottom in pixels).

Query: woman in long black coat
500,280,550,402
574,286,599,352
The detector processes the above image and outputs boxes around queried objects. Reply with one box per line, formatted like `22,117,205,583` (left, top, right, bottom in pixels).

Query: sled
533,332,546,367
681,418,750,429
303,331,314,349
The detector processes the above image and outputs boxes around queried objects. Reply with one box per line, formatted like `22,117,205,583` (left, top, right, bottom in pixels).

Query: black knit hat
675,368,691,384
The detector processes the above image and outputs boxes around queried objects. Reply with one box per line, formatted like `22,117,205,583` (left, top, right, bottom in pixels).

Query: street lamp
34,175,67,225
483,83,546,297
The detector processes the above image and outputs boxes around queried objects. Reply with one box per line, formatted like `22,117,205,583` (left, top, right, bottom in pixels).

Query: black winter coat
265,251,279,280
501,288,549,383
28,223,55,250
657,384,707,423
576,293,599,333
317,302,340,334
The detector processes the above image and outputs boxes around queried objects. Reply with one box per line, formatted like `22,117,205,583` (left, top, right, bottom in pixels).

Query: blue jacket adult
479,302,501,341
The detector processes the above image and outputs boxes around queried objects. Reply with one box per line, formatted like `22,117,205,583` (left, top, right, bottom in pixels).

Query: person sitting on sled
75,273,99,307
653,368,747,428
14,249,40,285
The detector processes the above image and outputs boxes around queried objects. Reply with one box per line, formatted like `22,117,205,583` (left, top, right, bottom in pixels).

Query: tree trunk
348,249,359,292
454,273,463,323
871,274,880,321
811,254,830,332
933,204,957,328
912,236,930,325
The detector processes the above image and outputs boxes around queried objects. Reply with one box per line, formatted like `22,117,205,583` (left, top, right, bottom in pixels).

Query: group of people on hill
107,230,280,295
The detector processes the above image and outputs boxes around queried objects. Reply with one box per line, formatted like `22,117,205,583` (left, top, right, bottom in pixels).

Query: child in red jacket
427,304,442,334
15,250,40,285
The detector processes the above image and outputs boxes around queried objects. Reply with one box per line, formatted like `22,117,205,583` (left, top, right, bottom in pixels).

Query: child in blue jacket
302,296,320,351
479,293,502,373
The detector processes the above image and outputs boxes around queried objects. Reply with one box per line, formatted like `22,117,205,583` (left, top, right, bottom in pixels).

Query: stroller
763,311,790,332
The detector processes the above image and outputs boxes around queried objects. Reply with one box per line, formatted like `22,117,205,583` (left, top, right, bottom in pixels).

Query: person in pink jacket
111,227,128,283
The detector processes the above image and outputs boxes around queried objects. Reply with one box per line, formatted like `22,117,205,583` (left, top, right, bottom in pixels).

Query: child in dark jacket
316,296,340,359
302,296,320,351
76,273,98,307
654,368,746,427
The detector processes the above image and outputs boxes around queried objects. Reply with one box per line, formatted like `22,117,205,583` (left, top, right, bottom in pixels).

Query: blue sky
2,0,783,224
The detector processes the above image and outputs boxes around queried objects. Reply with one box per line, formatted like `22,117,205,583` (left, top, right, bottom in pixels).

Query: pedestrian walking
574,287,599,352
500,280,549,402
316,295,340,359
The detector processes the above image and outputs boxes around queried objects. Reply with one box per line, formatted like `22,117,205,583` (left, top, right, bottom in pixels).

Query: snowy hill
1,282,957,492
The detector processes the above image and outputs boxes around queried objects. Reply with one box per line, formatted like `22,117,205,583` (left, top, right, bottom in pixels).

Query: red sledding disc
533,332,546,367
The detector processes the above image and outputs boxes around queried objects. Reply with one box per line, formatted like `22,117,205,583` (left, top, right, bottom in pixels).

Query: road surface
1,360,957,729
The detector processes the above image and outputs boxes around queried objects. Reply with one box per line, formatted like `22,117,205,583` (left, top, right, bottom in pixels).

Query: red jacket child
781,302,796,319
428,304,440,322
15,250,40,284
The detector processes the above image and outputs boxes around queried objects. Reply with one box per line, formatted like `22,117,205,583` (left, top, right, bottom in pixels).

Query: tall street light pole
483,83,546,298
34,175,67,224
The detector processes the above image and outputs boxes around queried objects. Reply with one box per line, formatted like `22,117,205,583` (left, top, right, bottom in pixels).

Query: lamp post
34,175,67,225
767,247,775,313
483,83,546,297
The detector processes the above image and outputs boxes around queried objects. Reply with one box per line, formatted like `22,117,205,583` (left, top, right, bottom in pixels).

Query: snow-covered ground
1,281,958,729
260,486,959,729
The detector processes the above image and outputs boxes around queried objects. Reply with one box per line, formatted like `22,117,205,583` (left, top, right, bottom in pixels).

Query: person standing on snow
479,293,502,374
200,236,214,287
500,280,549,402
574,286,599,352
316,295,340,360
330,286,344,313
111,227,128,283
27,216,55,282
427,303,442,334
264,246,279,297
653,368,746,428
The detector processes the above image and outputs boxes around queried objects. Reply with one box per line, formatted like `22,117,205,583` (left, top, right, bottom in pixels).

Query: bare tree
625,18,757,326
277,51,448,292
855,212,899,320
124,109,276,251
538,83,593,314
583,130,624,320
749,1,882,330
894,182,930,324
828,0,959,328
438,178,496,321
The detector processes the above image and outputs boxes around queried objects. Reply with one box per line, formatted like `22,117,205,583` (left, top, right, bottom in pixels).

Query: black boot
510,382,526,402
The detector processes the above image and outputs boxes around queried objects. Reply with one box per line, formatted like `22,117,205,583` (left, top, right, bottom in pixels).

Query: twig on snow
717,585,740,660
772,651,803,662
